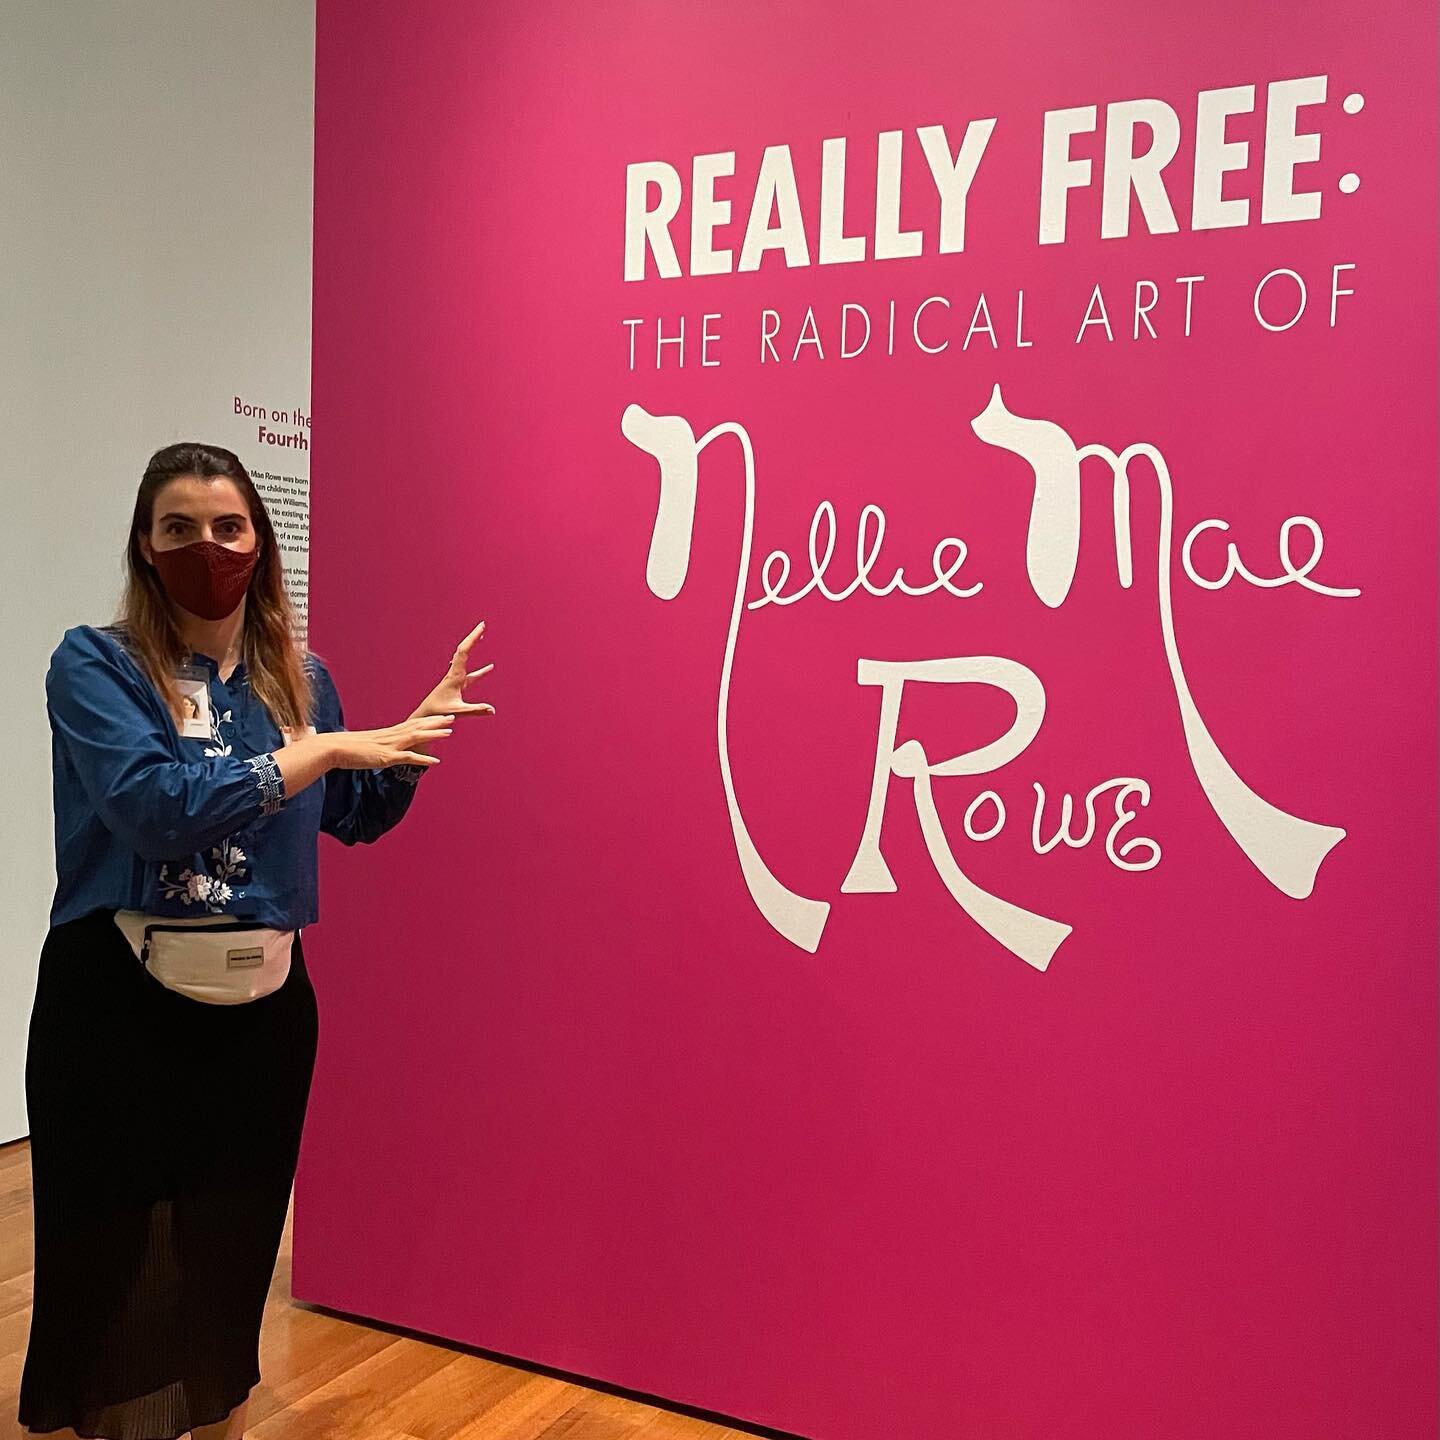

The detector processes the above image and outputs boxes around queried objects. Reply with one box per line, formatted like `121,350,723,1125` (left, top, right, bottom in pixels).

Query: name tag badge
173,664,212,739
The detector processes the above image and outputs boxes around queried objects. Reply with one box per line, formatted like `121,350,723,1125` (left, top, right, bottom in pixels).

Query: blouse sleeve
307,654,424,847
46,625,287,862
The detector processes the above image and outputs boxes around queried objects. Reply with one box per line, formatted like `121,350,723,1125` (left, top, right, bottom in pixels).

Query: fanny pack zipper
141,920,269,963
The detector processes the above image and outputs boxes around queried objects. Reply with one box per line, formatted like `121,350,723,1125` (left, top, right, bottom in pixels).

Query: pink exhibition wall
299,3,1438,1436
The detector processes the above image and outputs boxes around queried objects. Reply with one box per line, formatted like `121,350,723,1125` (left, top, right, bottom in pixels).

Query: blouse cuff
390,763,427,784
247,751,286,816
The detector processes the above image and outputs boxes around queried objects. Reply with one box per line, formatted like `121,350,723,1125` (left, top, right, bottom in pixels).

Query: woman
18,442,493,1439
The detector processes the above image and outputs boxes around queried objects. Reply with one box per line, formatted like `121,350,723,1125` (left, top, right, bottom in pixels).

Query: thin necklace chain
185,639,244,668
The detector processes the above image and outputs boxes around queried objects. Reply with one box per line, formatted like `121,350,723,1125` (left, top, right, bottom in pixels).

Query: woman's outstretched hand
327,713,456,771
410,620,496,722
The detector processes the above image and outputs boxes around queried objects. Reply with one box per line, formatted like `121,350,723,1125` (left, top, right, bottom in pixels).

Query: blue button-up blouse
45,622,424,931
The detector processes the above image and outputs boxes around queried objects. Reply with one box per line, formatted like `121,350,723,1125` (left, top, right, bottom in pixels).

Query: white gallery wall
0,1,316,1140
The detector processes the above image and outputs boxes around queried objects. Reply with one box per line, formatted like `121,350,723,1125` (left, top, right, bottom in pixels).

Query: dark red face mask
150,539,259,620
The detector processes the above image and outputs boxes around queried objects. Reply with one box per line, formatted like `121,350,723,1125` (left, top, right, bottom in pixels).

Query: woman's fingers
453,620,486,662
464,664,495,682
399,751,441,767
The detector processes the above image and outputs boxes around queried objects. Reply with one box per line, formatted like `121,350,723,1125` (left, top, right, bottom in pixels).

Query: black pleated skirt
18,907,319,1440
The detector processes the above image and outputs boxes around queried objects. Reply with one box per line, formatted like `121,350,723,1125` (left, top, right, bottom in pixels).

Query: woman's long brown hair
117,442,314,730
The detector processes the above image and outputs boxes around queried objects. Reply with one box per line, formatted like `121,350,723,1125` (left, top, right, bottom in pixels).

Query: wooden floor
0,1139,753,1440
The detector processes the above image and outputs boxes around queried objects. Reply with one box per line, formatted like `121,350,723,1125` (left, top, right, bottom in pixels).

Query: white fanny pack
113,910,295,1005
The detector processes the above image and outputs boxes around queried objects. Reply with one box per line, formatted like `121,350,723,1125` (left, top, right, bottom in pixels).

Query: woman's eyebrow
157,511,247,523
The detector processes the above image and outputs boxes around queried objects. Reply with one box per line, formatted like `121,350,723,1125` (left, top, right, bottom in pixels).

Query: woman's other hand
411,620,495,721
327,714,456,771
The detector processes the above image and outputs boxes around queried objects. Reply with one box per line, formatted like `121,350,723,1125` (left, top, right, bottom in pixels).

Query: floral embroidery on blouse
157,839,249,913
160,692,249,911
202,706,234,758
